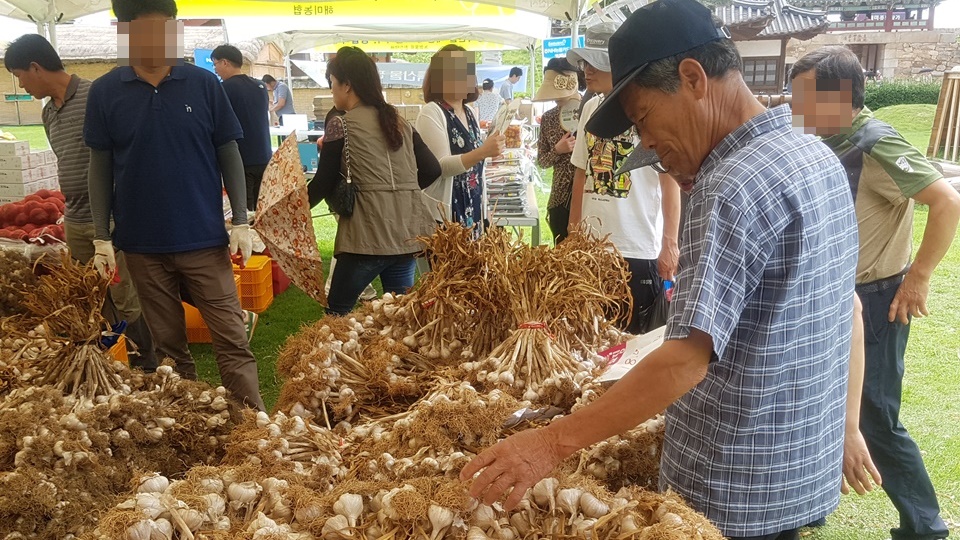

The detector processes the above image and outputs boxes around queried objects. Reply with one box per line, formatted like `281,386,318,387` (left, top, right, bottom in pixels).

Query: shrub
864,80,942,110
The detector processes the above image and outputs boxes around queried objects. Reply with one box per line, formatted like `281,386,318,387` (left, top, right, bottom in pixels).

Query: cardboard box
0,176,56,198
0,154,32,170
0,141,30,157
0,167,39,184
40,164,58,179
40,150,56,165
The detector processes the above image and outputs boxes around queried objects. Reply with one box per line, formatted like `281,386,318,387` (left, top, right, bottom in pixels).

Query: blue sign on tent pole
541,36,586,62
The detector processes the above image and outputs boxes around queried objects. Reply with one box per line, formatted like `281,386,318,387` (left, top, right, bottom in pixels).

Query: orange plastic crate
240,272,273,299
234,255,272,284
243,291,274,313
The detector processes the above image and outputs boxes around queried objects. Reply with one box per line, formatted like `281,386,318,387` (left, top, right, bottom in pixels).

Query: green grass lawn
3,103,958,537
873,104,937,155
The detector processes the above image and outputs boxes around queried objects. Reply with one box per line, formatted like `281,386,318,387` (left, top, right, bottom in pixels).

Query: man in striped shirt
4,34,157,372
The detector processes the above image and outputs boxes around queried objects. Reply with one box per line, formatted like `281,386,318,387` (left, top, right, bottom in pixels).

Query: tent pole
48,21,58,51
284,50,293,93
528,44,536,95
570,20,579,50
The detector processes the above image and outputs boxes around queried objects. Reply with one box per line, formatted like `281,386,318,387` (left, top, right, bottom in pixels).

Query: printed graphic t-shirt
571,95,662,260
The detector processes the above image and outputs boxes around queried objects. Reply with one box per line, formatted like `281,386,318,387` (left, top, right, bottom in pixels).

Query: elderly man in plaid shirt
461,1,860,539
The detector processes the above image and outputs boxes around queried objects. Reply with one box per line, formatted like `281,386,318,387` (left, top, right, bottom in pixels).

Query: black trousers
547,204,570,245
857,276,948,540
622,258,662,335
729,529,799,540
245,164,267,211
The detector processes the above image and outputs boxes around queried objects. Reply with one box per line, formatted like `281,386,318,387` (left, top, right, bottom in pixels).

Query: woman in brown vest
308,46,441,315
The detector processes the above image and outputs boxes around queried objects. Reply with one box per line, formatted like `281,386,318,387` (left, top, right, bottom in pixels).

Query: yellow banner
175,0,514,18
313,39,517,52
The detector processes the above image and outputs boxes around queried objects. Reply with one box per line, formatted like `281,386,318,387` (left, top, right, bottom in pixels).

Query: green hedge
864,81,942,110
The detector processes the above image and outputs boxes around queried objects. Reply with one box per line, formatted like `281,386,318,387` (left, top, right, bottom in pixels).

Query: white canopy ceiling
0,0,107,23
0,0,583,23
224,13,551,52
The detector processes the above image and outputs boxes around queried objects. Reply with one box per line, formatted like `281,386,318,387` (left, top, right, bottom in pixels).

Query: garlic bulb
149,518,173,540
321,514,353,539
466,527,492,540
427,504,455,540
202,493,226,521
579,491,610,519
557,488,582,522
333,493,363,528
136,473,170,494
532,478,558,514
124,520,153,540
227,481,261,504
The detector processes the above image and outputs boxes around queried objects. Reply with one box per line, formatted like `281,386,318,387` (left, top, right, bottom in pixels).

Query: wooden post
927,2,935,29
884,8,893,32
929,69,960,162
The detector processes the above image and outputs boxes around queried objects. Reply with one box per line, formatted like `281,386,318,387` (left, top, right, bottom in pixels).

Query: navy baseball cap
585,0,732,140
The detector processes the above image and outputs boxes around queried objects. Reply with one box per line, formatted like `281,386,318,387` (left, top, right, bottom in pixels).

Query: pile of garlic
221,410,348,492
0,364,241,539
89,468,302,540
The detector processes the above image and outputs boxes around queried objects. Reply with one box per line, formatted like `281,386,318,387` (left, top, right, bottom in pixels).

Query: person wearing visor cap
533,58,582,244
461,1,859,538
564,22,681,335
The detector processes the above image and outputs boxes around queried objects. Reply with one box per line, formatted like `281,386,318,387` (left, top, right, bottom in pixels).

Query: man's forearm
87,149,114,241
911,195,960,279
546,333,711,457
568,168,586,228
846,294,865,434
660,173,681,247
217,141,249,226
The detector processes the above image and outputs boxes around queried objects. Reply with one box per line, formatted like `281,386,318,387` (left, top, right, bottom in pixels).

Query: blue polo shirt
222,74,273,166
84,63,243,254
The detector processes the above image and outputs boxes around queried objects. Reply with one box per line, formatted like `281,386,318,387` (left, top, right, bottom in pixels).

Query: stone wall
787,29,960,80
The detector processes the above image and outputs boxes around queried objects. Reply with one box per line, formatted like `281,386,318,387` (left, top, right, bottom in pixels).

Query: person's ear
677,58,708,100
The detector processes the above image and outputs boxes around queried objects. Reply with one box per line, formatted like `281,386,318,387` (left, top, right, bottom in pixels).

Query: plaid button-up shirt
661,105,859,537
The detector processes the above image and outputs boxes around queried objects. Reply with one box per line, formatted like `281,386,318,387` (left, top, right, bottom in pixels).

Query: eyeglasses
650,161,668,174
576,59,591,71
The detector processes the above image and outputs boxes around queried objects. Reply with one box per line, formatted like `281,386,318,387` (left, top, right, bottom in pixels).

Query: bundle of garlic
0,333,52,398
222,410,347,492
4,252,126,399
568,415,666,492
0,249,37,318
274,314,436,429
346,381,524,483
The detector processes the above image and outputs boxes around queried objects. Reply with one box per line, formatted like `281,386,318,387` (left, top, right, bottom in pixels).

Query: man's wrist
906,262,933,281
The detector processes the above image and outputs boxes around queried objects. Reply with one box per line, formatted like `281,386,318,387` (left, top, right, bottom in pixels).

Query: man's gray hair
630,18,742,93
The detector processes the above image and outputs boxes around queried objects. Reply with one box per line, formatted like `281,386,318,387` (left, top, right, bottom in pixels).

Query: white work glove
229,224,253,265
92,239,117,279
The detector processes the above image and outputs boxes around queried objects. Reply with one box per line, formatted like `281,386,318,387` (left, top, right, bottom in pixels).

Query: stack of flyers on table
487,177,528,217
596,327,666,385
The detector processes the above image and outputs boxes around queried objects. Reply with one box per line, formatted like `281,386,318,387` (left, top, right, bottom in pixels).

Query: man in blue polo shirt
211,44,273,211
85,0,265,411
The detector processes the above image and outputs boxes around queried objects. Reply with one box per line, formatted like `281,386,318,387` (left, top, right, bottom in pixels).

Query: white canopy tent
224,13,550,93
1,0,588,44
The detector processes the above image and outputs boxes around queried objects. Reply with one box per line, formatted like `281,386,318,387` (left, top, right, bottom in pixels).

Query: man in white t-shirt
567,22,681,334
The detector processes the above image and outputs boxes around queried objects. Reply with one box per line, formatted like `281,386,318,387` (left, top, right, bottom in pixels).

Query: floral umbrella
254,133,327,305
